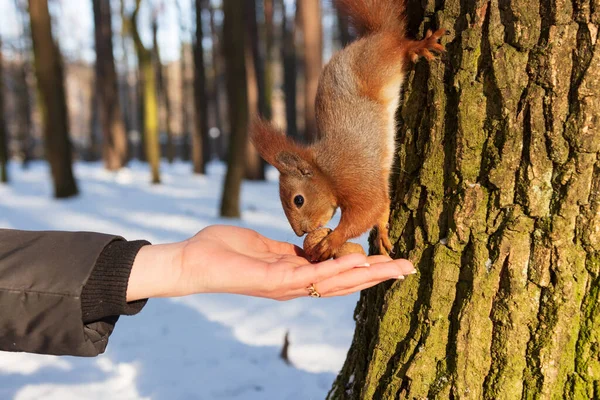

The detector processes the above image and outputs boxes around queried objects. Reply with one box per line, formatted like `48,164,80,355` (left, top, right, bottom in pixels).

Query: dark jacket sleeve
0,229,148,357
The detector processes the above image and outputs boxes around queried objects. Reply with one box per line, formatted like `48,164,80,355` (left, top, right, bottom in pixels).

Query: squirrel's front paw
408,28,447,62
308,233,344,262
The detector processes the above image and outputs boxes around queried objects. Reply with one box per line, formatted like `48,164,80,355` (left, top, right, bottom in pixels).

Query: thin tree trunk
0,37,8,183
297,0,321,142
130,0,160,184
328,1,600,399
219,0,248,218
151,16,175,164
93,0,128,170
209,4,225,160
176,0,191,162
244,0,265,181
28,0,78,198
119,0,134,162
15,0,33,168
263,0,274,121
192,0,210,173
280,0,298,140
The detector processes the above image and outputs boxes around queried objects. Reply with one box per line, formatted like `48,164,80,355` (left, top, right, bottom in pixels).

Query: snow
0,160,370,400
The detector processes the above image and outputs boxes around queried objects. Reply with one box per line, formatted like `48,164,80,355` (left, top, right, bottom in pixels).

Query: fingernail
397,275,405,280
410,269,418,274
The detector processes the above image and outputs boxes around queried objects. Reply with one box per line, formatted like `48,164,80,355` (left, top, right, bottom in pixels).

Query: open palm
176,225,415,300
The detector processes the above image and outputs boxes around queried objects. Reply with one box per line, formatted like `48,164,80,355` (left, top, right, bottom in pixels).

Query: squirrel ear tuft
275,152,313,177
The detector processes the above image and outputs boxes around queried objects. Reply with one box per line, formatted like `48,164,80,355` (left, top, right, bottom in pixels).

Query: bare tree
208,4,226,160
297,0,321,142
219,0,248,218
0,36,8,183
244,0,265,181
14,0,33,167
28,0,78,198
92,0,128,170
192,0,210,173
263,0,274,121
176,0,191,161
151,9,175,164
279,0,297,140
130,0,160,183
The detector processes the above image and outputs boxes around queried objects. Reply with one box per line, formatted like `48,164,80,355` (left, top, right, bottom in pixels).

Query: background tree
0,37,8,183
192,0,210,174
130,0,160,184
244,0,265,181
219,0,248,218
14,0,33,167
176,0,192,162
328,1,600,399
92,0,128,171
151,7,175,164
297,0,321,142
209,3,226,160
279,0,298,140
28,0,78,198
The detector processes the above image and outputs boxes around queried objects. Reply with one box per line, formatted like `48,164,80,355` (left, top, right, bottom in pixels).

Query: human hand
126,225,415,301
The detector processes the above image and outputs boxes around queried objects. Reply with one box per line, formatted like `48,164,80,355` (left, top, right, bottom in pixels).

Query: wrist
126,241,185,301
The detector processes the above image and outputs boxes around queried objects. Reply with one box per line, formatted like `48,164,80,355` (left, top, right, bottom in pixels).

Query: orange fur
250,1,445,261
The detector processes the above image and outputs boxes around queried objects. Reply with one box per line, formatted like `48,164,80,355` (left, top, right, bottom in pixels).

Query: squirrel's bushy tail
335,0,406,37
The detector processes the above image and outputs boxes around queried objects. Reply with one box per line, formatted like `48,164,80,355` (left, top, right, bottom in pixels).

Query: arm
0,229,148,357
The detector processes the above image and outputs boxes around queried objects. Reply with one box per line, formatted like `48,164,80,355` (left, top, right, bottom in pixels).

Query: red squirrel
251,0,446,261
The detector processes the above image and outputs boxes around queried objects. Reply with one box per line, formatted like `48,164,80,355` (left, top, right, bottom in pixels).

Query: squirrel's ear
275,151,313,177
249,118,287,166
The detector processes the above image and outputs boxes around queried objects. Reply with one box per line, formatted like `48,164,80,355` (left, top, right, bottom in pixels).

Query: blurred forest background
0,0,355,217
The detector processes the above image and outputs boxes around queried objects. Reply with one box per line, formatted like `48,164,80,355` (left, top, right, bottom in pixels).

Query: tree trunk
209,4,226,160
15,1,33,168
328,1,600,399
192,0,210,174
130,0,160,184
219,0,248,218
297,0,321,142
93,0,128,171
28,0,78,198
280,0,298,141
151,15,175,164
263,0,274,122
0,36,8,183
177,0,191,162
244,0,266,181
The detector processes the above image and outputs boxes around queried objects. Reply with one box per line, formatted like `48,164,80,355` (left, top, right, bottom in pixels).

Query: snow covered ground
0,160,369,400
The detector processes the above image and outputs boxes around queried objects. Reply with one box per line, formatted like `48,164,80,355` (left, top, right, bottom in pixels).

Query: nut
303,228,332,255
334,242,367,258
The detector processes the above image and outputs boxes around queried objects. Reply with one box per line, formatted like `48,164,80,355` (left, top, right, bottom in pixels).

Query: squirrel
251,0,446,261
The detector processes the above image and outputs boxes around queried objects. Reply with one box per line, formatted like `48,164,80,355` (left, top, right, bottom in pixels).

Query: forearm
125,241,184,302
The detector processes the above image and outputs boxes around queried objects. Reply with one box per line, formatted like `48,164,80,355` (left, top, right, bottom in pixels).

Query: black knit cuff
81,239,151,324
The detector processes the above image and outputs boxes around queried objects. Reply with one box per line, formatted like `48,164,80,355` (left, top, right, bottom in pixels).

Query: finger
324,278,401,297
260,236,307,257
309,259,414,294
291,253,368,288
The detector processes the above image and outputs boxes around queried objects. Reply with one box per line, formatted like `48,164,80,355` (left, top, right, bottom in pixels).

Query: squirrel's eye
294,195,304,208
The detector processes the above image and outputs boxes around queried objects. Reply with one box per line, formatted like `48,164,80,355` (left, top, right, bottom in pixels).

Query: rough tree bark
192,0,210,174
297,0,322,142
328,0,599,399
93,0,128,170
0,36,8,183
244,0,266,181
219,0,248,218
28,0,78,198
130,0,160,184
